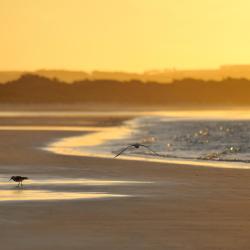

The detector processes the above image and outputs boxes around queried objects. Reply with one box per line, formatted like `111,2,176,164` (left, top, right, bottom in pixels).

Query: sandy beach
1,115,250,249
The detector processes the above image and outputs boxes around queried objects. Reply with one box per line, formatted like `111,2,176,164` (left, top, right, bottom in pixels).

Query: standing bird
9,176,28,187
114,143,160,158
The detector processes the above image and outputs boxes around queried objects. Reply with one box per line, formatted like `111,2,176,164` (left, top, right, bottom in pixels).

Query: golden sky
1,0,250,72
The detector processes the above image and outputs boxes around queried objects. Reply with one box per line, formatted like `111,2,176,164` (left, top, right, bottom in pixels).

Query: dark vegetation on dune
0,74,250,106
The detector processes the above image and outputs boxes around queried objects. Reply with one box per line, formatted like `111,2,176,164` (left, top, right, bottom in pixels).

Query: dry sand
0,116,250,249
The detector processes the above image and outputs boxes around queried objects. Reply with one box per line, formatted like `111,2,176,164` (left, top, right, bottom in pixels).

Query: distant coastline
2,65,250,84
0,73,250,107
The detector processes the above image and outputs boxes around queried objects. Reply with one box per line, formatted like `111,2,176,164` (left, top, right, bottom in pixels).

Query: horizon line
1,64,250,74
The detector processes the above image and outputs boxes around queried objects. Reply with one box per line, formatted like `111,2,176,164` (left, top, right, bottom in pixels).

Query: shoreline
1,113,250,249
0,110,249,169
43,115,250,170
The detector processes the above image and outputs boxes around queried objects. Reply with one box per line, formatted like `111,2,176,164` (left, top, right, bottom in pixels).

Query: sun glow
1,0,250,71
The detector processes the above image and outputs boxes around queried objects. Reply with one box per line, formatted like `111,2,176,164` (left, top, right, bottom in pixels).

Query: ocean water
47,110,250,168
112,116,250,163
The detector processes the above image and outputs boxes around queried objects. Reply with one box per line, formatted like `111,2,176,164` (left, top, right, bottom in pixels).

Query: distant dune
2,65,250,84
0,74,250,107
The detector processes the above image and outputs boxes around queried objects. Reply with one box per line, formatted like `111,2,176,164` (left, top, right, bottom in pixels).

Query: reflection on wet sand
0,190,128,201
0,177,150,187
0,176,150,202
0,125,101,131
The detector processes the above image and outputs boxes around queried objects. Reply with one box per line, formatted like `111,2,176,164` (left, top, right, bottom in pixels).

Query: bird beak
9,178,11,181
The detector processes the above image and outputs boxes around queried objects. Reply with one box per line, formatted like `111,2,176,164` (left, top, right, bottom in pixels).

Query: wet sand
1,116,250,249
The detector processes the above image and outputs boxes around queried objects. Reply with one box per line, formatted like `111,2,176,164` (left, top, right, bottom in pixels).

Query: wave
45,111,250,169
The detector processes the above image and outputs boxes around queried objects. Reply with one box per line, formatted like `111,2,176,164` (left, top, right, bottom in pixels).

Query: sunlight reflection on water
44,110,250,169
2,110,250,169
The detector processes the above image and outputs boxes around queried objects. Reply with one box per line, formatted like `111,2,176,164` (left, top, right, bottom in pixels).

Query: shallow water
46,110,250,169
1,110,250,169
121,116,250,163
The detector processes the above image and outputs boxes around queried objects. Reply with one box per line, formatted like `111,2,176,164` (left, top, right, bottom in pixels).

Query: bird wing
114,145,132,158
141,144,160,156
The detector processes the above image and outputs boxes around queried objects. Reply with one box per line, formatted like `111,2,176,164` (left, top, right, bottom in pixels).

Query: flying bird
9,176,28,187
114,143,160,158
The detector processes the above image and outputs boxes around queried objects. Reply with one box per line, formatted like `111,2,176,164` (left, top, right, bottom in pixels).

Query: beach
1,114,250,249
